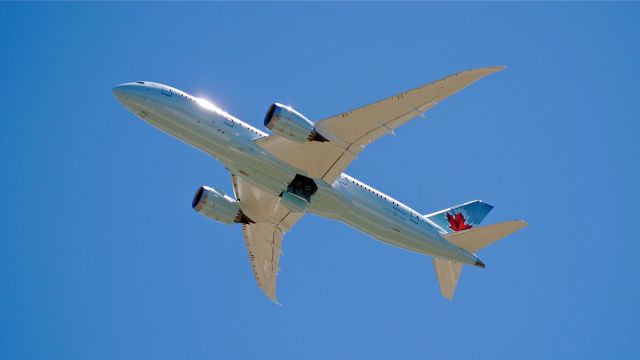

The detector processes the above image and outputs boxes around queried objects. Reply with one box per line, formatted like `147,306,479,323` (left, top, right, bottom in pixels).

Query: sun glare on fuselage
196,97,232,118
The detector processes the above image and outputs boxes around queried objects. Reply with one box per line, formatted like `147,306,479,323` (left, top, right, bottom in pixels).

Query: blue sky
1,2,639,359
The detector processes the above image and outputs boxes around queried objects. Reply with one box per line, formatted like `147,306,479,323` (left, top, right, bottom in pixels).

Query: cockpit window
136,81,145,84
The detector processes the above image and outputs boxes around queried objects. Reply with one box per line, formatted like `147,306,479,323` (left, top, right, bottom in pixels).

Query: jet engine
263,103,328,143
191,186,252,224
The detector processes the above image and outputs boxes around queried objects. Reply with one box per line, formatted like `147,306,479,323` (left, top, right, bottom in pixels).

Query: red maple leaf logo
446,212,472,232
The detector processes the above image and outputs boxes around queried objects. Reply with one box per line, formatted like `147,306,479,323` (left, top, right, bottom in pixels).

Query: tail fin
425,200,493,233
433,220,528,299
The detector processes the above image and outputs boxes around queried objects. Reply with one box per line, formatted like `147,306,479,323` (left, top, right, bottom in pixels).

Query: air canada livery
113,66,527,301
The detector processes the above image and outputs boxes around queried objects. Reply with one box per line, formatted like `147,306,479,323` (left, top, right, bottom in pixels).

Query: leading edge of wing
323,66,506,123
317,66,507,146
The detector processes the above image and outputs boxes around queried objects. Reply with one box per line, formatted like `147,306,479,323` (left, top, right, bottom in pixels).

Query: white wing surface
231,174,303,302
256,66,505,183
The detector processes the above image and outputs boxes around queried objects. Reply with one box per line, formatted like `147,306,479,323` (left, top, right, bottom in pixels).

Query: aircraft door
382,204,407,233
410,212,420,224
392,205,407,222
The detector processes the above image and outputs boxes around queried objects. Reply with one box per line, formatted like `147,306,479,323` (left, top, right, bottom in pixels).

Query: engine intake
263,103,328,143
192,186,253,224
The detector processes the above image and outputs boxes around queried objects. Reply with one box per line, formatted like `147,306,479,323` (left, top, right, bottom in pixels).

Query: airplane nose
112,85,127,101
112,82,146,104
113,82,150,118
112,83,137,103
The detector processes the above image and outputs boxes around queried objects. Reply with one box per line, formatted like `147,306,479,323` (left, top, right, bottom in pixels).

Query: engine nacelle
263,103,328,143
191,186,252,224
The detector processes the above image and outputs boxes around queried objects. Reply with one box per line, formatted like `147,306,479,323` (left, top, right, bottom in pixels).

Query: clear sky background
1,2,639,359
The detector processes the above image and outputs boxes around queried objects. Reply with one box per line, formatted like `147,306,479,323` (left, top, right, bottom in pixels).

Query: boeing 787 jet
113,66,527,301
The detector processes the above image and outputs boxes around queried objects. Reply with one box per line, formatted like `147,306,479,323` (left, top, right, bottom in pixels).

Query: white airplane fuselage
113,81,481,266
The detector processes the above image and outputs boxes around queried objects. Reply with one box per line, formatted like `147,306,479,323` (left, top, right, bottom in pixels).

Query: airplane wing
256,66,505,183
231,174,303,302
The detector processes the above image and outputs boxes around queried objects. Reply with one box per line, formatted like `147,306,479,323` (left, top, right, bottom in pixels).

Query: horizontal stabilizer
433,220,527,300
433,258,463,300
443,220,528,253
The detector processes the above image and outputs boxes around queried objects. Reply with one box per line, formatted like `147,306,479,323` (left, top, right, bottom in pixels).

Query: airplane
113,66,527,302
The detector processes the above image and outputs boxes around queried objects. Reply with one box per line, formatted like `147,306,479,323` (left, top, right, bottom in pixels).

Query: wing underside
256,66,505,183
231,174,302,301
241,222,284,301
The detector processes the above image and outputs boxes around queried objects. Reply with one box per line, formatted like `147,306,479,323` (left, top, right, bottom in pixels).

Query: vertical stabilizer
425,200,493,233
